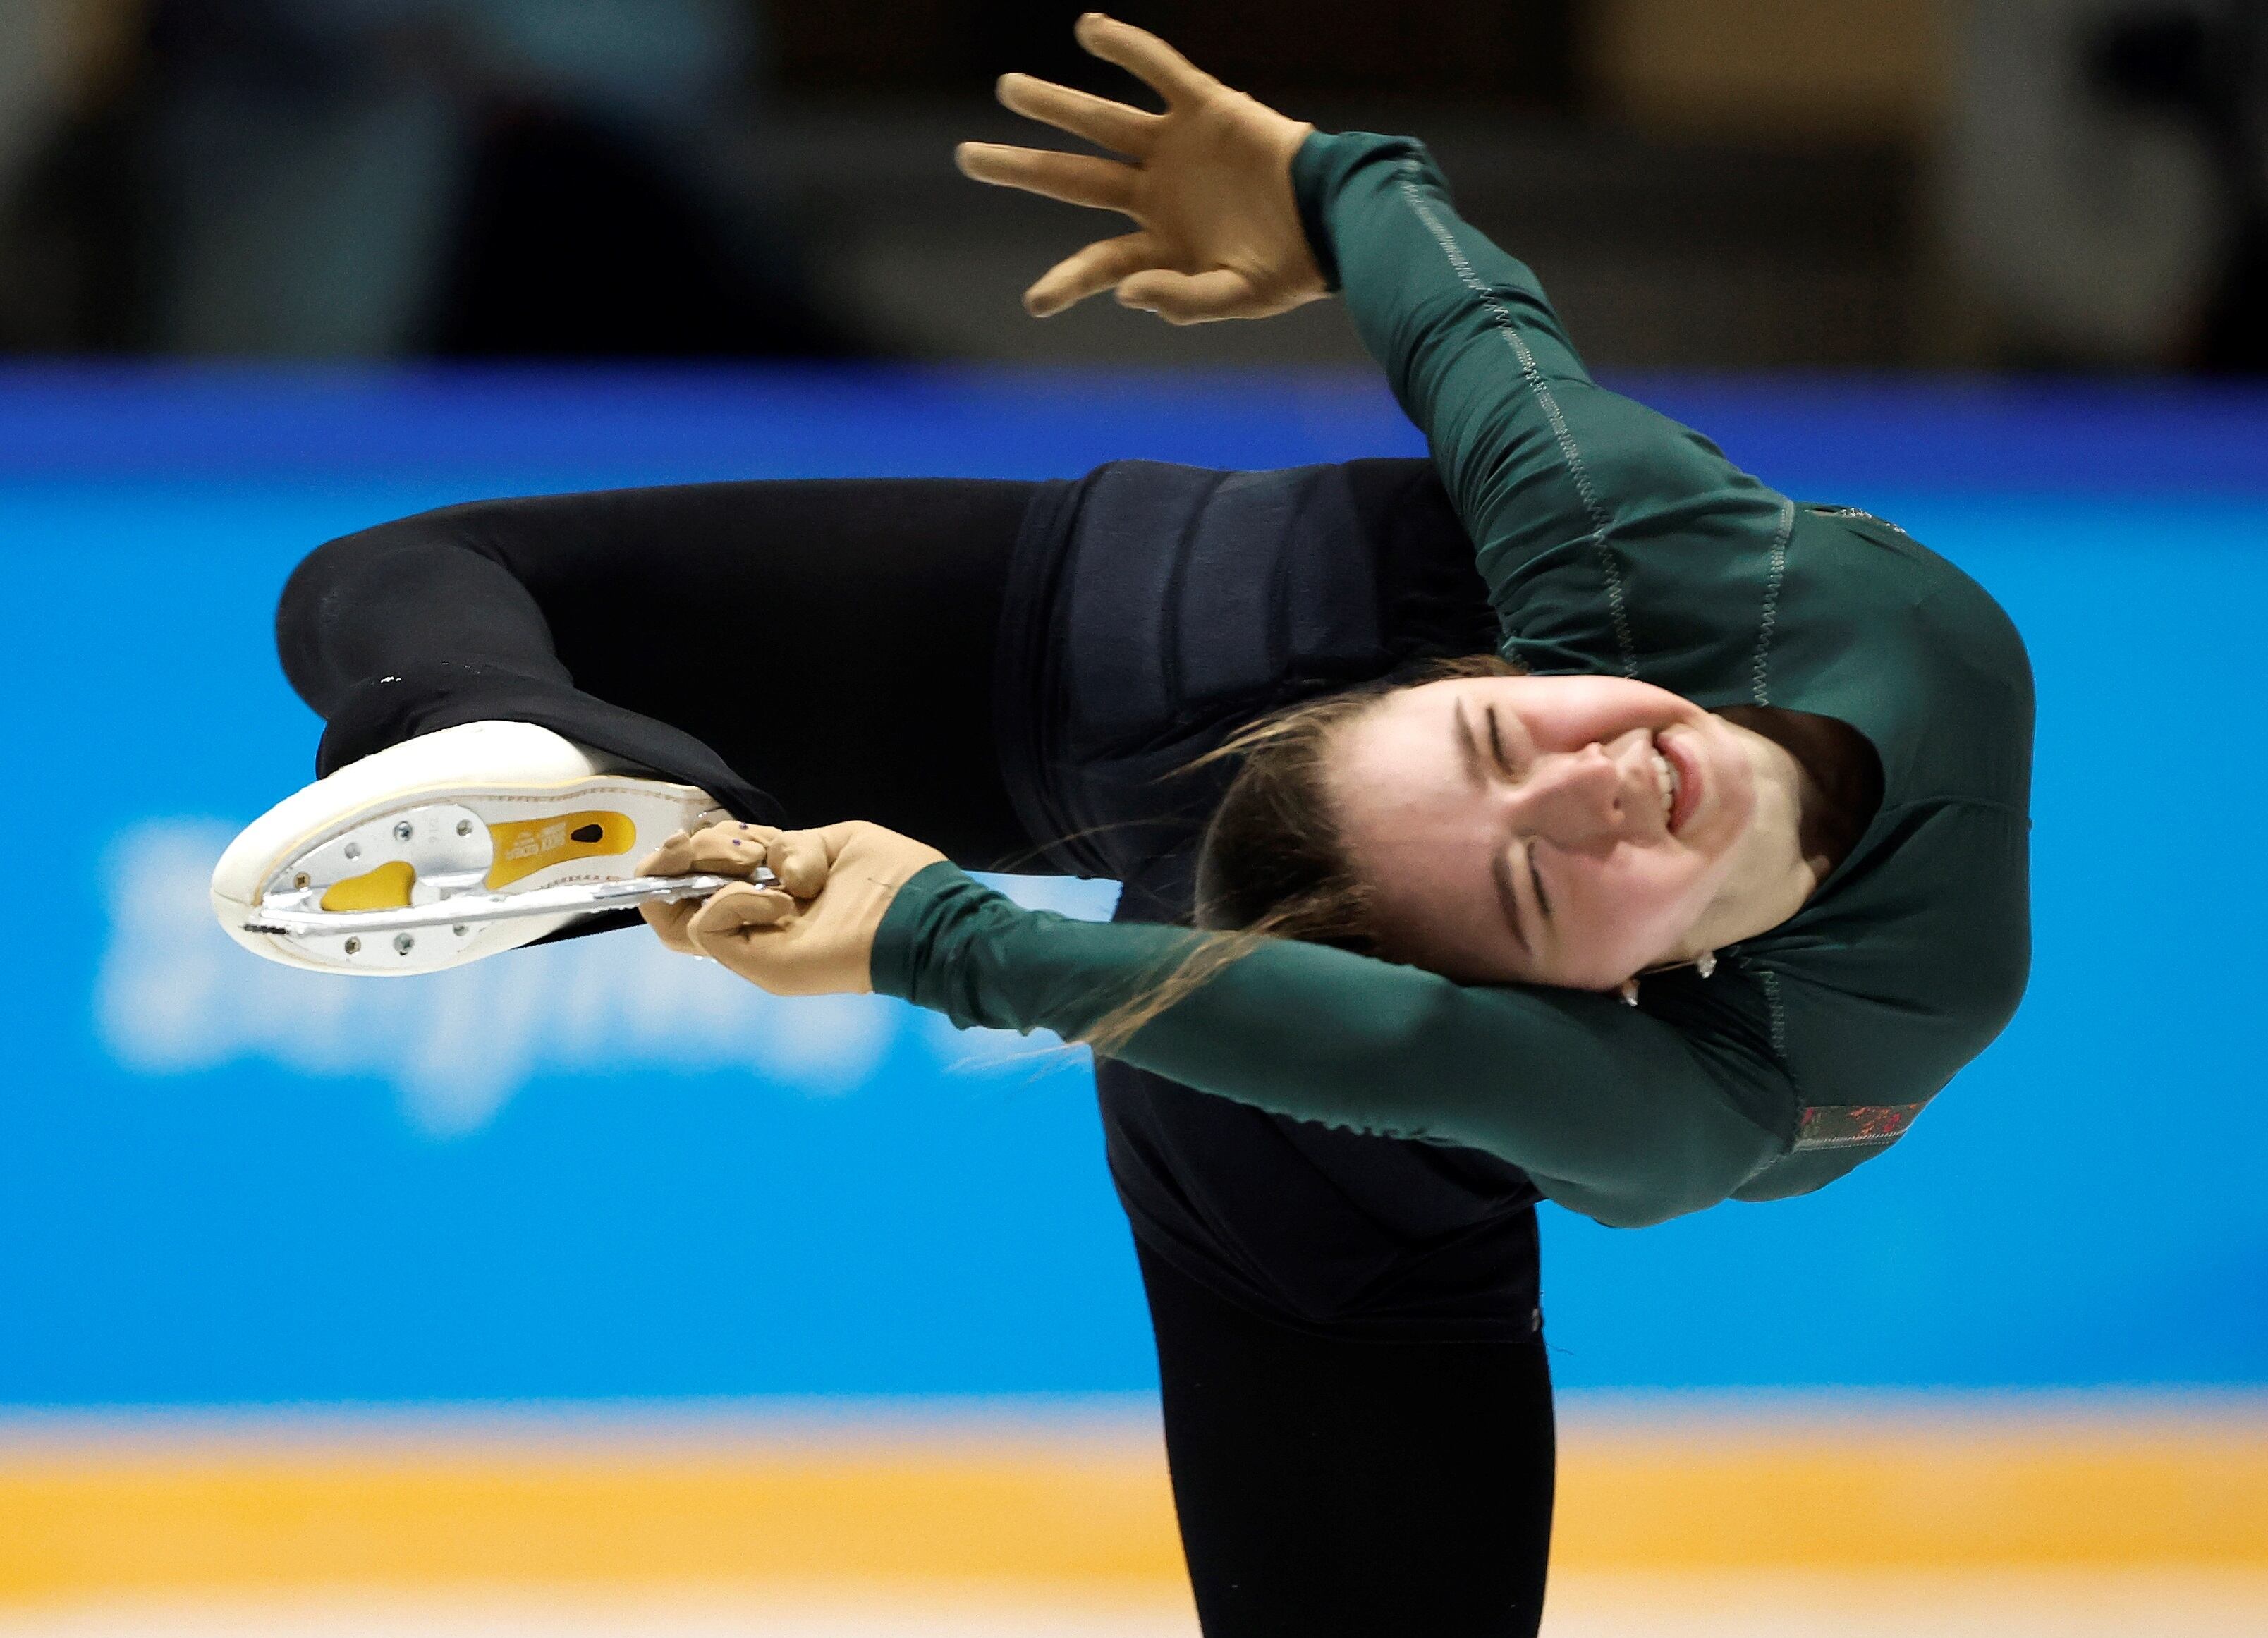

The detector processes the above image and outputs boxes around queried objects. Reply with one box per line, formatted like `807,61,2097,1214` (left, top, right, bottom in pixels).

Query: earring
1618,978,1640,1006
1695,951,1717,979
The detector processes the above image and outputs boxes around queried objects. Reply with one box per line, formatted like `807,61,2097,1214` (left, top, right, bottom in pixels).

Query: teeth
1652,747,1679,821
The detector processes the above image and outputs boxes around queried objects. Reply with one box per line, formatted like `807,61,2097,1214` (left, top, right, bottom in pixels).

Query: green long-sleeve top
872,132,2033,1228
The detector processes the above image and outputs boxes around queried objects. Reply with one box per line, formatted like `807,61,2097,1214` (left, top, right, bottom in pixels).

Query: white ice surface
7,1574,2268,1638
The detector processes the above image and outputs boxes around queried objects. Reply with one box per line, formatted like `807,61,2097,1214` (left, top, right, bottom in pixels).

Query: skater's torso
882,131,2032,1316
999,448,2030,1326
1003,455,1547,1337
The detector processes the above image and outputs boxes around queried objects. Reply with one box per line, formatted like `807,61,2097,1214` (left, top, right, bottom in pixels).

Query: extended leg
276,478,1039,869
1137,1241,1555,1637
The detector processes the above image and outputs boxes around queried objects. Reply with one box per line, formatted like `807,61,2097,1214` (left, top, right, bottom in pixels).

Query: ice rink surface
6,1576,2268,1638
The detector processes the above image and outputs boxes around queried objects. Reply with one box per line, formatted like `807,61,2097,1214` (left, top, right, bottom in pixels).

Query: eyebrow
1464,699,1538,960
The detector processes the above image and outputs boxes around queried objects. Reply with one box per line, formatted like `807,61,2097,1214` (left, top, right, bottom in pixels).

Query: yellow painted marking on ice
0,1417,2262,1598
1551,1418,2268,1570
0,1447,1183,1597
484,811,635,889
317,860,415,912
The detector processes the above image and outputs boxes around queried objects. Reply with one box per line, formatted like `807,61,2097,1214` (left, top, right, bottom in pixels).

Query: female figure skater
214,17,2032,1635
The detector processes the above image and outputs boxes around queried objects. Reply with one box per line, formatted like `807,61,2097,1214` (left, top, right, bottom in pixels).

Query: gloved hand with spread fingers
638,820,946,996
955,12,1325,324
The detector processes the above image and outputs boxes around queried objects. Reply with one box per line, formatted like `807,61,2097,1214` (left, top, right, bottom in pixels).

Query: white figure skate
211,721,746,976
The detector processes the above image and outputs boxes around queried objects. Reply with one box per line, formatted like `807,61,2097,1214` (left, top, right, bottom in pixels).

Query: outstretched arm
642,824,1791,1229
878,864,1787,1228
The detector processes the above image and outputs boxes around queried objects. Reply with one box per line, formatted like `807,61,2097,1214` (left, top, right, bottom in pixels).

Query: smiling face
1322,675,1789,989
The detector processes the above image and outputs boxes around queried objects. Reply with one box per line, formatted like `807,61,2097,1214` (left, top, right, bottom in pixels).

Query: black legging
278,479,1037,867
276,477,1556,1636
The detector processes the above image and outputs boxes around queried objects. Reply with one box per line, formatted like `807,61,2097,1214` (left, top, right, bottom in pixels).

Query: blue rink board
1,367,2263,1402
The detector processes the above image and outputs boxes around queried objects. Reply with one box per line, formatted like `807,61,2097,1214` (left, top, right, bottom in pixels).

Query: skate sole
210,722,726,976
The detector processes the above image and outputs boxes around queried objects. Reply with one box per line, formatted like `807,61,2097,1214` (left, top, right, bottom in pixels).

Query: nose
1503,740,1654,849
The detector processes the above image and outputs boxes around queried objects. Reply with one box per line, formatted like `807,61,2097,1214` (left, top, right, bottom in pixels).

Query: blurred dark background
0,0,2260,369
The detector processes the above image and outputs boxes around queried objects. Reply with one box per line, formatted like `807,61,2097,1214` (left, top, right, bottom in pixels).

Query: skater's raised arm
1288,134,1789,629
961,14,1790,642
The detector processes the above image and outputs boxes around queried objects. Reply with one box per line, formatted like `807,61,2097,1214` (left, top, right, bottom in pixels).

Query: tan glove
956,13,1326,325
637,821,790,955
638,820,946,996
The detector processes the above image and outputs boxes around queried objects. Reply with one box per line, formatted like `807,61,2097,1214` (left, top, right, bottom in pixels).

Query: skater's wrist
870,861,995,1003
1290,128,1343,291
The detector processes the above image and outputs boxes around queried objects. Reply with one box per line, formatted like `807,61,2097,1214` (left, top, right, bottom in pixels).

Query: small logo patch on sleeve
1793,1102,1924,1151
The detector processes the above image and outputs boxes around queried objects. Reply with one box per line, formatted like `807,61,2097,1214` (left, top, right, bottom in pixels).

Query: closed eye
1494,841,1554,962
1490,848,1532,960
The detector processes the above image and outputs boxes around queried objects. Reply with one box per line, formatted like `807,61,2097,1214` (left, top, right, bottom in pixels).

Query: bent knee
275,511,500,712
275,528,397,710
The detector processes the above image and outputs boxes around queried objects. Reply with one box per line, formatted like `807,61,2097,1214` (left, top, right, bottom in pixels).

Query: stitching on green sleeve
1749,496,1795,706
1394,161,1637,678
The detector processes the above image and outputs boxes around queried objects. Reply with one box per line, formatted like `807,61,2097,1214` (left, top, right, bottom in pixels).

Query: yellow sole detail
317,860,417,913
485,810,638,890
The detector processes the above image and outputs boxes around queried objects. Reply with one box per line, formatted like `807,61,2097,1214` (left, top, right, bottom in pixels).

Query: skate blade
241,871,754,953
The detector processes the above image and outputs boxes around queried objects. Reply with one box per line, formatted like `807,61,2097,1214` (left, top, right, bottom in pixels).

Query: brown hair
1080,653,1524,1054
